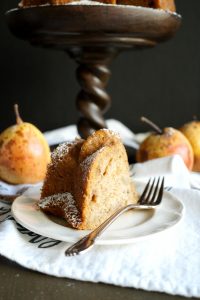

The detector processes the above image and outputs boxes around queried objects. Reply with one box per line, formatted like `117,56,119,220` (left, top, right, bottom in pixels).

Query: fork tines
139,177,164,205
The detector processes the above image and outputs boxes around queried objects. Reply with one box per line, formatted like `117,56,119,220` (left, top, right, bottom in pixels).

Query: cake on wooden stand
5,1,181,230
6,1,181,139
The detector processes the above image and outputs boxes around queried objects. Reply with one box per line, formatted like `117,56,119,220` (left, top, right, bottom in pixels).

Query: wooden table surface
0,255,194,300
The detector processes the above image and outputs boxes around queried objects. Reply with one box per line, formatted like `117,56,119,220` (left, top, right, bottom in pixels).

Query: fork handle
65,204,152,255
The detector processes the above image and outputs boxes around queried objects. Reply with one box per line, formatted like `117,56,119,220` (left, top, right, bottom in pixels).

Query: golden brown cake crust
19,0,48,7
79,129,120,162
117,0,175,11
19,0,80,7
19,0,115,7
49,0,81,4
154,0,176,12
116,0,152,7
19,0,176,11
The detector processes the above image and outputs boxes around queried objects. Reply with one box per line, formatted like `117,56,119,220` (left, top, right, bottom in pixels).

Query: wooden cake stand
6,5,181,138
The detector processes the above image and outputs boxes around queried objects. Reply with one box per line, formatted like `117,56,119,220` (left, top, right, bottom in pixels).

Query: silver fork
65,177,164,257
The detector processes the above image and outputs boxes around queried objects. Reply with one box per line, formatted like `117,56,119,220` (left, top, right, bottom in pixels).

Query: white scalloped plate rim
11,183,184,245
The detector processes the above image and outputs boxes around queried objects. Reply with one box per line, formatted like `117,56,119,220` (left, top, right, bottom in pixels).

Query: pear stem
14,104,23,125
141,116,163,134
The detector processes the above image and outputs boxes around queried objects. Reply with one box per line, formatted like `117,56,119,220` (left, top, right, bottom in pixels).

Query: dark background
0,0,200,134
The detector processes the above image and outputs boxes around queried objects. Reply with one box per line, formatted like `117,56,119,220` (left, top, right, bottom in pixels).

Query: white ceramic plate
12,184,184,245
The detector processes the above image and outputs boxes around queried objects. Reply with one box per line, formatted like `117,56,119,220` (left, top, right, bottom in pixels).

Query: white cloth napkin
0,120,200,298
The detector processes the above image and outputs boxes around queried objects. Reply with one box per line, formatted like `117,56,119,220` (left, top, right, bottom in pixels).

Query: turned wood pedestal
6,5,181,138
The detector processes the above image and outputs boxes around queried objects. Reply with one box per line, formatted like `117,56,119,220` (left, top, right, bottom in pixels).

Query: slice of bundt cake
39,129,138,230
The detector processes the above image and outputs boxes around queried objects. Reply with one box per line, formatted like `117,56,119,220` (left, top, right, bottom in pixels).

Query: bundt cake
39,129,138,230
19,0,176,12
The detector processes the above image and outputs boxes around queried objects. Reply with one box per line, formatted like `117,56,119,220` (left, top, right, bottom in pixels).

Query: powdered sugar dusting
100,128,120,139
50,139,81,166
39,192,81,228
89,128,120,141
51,142,71,162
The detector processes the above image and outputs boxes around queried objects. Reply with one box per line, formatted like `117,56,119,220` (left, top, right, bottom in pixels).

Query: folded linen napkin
0,120,200,298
